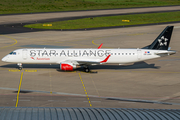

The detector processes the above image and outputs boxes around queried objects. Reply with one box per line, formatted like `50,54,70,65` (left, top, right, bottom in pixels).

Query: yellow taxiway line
8,69,20,72
92,40,100,46
0,34,17,49
8,69,37,72
5,68,180,74
24,70,37,72
78,73,92,107
15,72,23,107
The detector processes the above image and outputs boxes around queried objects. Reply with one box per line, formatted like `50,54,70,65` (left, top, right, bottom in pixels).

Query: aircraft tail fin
142,26,174,50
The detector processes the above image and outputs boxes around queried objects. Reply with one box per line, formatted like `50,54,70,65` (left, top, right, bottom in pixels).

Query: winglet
98,43,103,49
100,54,111,63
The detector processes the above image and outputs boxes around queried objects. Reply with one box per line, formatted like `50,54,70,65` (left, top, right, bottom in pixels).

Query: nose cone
2,56,7,62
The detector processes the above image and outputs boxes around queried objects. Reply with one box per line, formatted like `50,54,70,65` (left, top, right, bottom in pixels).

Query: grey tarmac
0,7,180,109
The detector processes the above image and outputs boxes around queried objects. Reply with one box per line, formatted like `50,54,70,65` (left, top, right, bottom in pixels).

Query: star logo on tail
158,36,168,46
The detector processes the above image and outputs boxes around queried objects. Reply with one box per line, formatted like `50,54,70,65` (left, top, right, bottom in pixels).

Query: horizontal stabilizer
155,50,176,55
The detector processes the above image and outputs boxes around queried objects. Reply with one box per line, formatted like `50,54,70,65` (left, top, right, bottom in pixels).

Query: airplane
1,26,176,72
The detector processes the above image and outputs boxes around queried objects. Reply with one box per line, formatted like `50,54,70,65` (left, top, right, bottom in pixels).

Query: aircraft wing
76,60,102,65
62,55,111,66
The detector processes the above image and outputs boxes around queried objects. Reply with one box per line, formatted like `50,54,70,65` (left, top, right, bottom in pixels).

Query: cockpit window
9,52,16,55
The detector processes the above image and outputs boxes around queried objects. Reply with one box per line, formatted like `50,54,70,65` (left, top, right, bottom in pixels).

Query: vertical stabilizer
142,26,174,50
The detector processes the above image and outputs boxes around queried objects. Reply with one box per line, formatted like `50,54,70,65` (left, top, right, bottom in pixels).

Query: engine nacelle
60,63,76,71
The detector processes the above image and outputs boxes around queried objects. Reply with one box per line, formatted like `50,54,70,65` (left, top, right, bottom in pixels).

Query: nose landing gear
17,63,23,70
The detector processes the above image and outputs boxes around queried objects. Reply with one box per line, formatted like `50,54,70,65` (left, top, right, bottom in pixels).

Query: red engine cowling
60,63,76,71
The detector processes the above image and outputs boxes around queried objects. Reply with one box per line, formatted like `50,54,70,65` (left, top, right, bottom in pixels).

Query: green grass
24,11,180,29
0,0,180,14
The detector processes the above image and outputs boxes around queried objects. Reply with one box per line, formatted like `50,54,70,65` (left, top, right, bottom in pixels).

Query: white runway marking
175,26,180,29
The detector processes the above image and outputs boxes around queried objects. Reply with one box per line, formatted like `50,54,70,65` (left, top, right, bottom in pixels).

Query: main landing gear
17,63,23,70
83,66,90,73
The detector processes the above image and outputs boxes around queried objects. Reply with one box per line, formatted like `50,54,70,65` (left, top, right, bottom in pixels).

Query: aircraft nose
1,56,7,62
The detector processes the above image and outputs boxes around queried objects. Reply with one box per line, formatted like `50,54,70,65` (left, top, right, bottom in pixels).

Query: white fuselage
2,48,163,64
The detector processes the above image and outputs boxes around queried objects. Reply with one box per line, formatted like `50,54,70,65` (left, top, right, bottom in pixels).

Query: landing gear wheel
17,63,23,70
85,68,90,73
18,67,22,70
84,66,90,73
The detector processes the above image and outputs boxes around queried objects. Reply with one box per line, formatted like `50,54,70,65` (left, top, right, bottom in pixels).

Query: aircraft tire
84,67,90,73
18,67,22,70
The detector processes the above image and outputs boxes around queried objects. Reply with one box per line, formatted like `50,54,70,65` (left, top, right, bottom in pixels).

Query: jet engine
60,63,76,71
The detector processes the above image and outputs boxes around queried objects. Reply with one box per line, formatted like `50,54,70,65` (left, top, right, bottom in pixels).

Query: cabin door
137,49,142,60
22,49,28,60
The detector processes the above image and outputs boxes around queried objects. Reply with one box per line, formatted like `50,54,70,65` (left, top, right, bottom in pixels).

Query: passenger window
111,53,113,55
118,53,120,55
126,53,127,55
122,53,124,55
115,53,116,55
129,53,131,55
